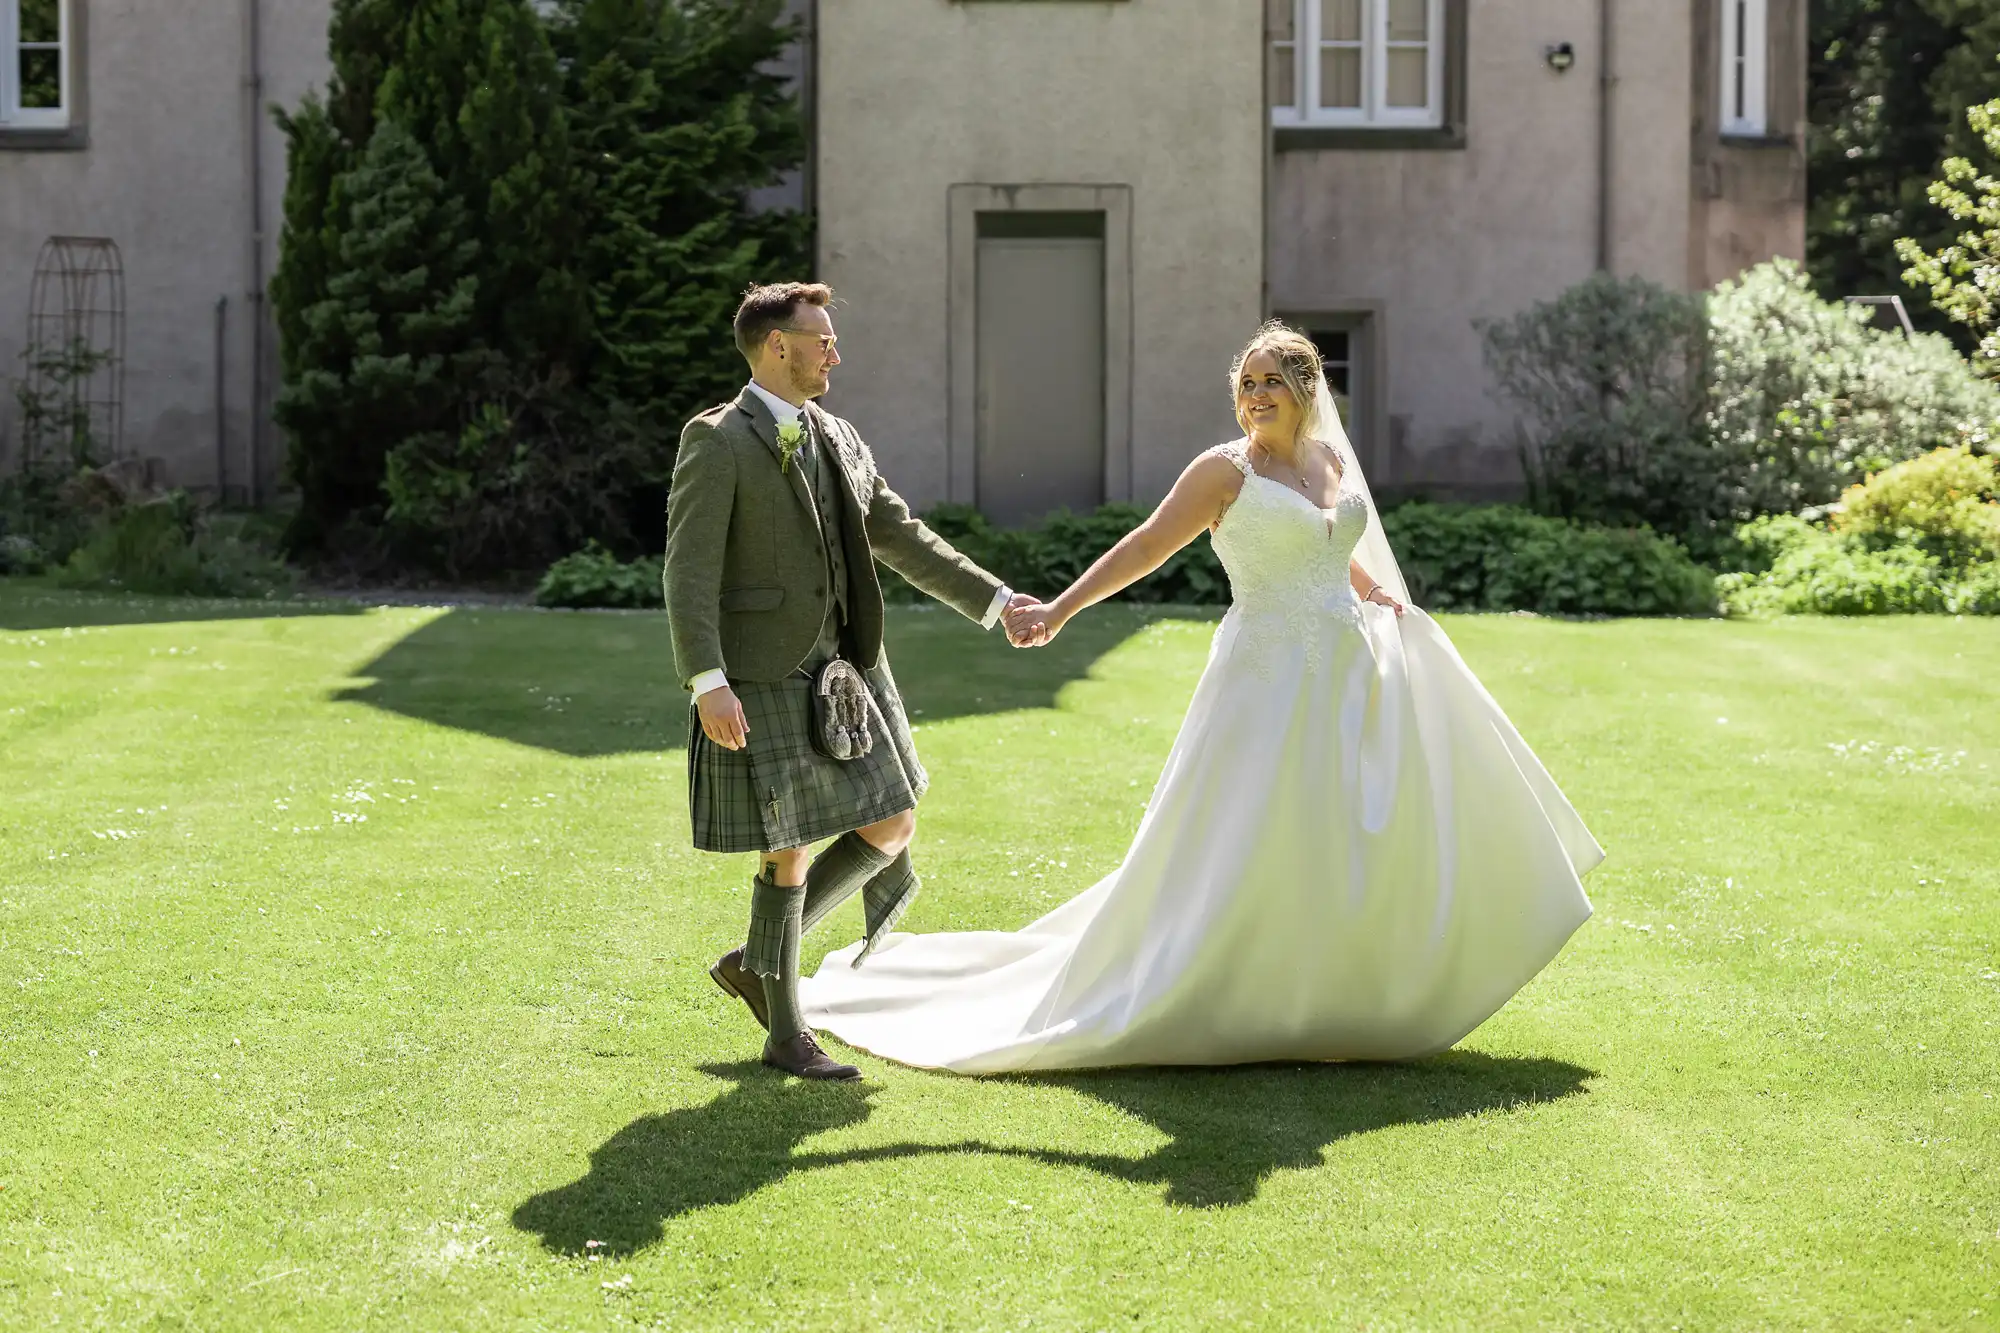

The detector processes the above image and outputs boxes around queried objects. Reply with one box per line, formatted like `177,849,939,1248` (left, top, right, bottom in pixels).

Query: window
1299,320,1373,459
1,0,67,129
1271,0,1445,130
1312,329,1353,415
1719,0,1767,138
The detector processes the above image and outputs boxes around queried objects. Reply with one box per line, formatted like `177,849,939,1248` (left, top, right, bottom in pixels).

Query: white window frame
1272,0,1446,131
1718,0,1768,138
1,0,70,130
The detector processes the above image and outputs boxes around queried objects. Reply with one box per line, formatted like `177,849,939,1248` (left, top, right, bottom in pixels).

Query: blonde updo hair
1229,320,1328,447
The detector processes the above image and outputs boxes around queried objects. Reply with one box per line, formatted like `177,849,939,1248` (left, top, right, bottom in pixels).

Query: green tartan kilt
687,656,927,854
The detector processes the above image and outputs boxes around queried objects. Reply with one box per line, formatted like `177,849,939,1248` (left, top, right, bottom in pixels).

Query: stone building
1,0,333,501
0,0,1806,515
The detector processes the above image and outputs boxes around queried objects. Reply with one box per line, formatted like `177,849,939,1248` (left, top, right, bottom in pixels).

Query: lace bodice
1207,441,1372,674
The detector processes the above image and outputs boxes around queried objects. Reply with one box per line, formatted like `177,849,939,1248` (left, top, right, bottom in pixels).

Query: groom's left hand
1003,592,1050,648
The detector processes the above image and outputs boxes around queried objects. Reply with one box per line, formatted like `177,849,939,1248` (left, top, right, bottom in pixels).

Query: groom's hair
735,282,836,360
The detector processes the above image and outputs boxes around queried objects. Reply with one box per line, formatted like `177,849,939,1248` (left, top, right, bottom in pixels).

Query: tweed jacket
665,389,1004,685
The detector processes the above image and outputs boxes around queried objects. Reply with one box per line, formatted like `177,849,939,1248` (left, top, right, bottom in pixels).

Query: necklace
1249,439,1313,493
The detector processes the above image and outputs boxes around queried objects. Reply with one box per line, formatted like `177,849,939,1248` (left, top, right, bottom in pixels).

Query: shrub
1720,512,1825,575
1948,561,2000,614
907,500,1708,617
1797,545,1950,615
1,457,294,598
1830,447,2000,572
0,533,46,575
540,501,1227,614
1718,539,1949,616
1483,261,2000,559
1476,273,1716,541
4,341,118,569
56,494,297,599
534,543,663,609
1714,515,1979,617
382,372,666,577
911,503,1229,606
1710,569,1787,619
1707,260,2000,519
630,498,1713,619
1381,503,1717,616
0,468,90,571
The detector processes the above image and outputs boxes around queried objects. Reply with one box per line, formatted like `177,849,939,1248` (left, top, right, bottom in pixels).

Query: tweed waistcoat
802,415,850,627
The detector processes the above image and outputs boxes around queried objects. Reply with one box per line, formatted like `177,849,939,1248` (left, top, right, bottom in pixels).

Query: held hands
1003,594,1063,648
698,596,1059,747
696,684,750,750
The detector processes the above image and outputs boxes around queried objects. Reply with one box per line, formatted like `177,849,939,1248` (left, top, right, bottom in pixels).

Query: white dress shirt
687,382,1012,698
744,377,803,432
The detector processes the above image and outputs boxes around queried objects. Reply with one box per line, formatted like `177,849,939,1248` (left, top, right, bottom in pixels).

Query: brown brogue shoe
761,1030,861,1081
709,947,770,1031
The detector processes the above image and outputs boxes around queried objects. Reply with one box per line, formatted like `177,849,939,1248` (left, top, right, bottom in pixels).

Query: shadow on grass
333,607,683,757
511,1051,1591,1255
336,604,1206,758
995,1052,1594,1208
511,1061,932,1255
0,579,364,632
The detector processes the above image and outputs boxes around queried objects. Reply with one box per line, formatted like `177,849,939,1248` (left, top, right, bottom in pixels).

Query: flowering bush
1483,260,2000,559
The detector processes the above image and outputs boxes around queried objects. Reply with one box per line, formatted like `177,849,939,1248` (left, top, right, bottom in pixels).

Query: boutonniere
775,420,806,474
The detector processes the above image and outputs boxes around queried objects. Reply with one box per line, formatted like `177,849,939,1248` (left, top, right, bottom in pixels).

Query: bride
800,322,1602,1073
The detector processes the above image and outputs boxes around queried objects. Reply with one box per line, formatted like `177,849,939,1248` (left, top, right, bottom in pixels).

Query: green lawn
1,581,1995,1330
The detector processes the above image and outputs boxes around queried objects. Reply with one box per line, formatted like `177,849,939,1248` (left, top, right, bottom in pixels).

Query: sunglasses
777,328,839,355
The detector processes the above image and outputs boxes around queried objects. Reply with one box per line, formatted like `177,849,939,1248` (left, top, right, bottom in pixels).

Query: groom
666,281,1037,1080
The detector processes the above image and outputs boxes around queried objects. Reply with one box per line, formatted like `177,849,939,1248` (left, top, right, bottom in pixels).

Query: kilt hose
687,653,927,855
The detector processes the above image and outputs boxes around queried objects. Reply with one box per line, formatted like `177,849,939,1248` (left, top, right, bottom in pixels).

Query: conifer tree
274,119,482,550
271,0,808,568
555,0,809,421
271,0,416,545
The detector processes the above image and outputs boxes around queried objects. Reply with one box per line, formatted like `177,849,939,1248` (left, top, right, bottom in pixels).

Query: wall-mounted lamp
1544,42,1576,73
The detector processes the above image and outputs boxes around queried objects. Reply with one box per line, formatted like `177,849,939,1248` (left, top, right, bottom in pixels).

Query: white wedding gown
802,441,1602,1073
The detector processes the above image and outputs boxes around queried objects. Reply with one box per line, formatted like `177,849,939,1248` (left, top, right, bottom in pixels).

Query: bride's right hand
1004,600,1064,648
1363,586,1407,618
